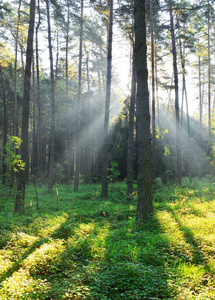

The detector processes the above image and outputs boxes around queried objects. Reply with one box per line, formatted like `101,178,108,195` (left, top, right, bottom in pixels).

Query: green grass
0,179,214,299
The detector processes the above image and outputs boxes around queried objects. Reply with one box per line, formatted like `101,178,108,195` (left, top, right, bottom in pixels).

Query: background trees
1,0,215,218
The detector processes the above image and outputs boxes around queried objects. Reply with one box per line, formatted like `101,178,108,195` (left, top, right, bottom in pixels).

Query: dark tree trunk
169,0,181,184
150,0,156,180
0,64,8,184
74,0,83,192
36,0,42,176
66,1,71,185
134,0,153,222
127,42,136,195
46,0,56,191
101,0,113,198
31,56,38,177
15,0,35,213
13,0,21,137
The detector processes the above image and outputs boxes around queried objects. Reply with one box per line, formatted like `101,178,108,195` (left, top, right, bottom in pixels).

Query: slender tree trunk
101,0,113,198
46,0,56,191
0,64,8,184
13,0,21,137
74,0,83,192
155,40,159,124
199,56,202,137
169,0,181,184
127,42,136,195
150,0,156,180
135,0,153,222
84,50,91,182
31,56,38,177
66,1,71,185
36,0,42,175
208,0,211,137
15,0,35,213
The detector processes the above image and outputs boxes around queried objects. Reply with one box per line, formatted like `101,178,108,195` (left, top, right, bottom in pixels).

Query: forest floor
0,178,215,299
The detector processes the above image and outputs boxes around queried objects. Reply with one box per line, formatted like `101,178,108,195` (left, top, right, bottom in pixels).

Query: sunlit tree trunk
135,0,153,222
15,0,35,213
127,41,136,195
46,0,56,191
84,50,91,183
0,64,8,184
207,0,211,137
74,0,83,192
199,56,202,138
101,0,113,198
169,0,181,184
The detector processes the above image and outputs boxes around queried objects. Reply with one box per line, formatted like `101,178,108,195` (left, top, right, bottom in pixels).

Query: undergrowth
0,179,214,299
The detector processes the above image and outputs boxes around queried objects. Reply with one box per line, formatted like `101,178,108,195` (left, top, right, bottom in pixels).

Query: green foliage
3,135,25,174
0,180,215,299
107,162,120,183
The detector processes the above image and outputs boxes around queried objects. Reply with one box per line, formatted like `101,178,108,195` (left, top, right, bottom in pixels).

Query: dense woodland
1,0,215,220
1,1,215,299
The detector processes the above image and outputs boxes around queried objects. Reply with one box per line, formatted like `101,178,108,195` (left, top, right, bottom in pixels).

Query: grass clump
0,180,214,299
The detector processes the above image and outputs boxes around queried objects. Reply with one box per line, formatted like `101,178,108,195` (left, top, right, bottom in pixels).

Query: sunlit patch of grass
21,239,66,276
172,263,215,300
0,252,14,275
0,268,50,299
26,213,68,237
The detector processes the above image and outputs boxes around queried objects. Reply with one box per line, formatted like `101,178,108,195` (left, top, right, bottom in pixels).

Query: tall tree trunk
15,0,35,213
155,39,159,124
66,1,71,185
84,50,91,183
36,0,42,175
74,0,84,192
31,56,38,177
169,0,181,184
135,0,153,222
150,0,156,180
13,0,21,137
0,64,8,184
101,0,113,198
46,0,56,191
208,0,211,137
127,41,136,195
199,56,202,138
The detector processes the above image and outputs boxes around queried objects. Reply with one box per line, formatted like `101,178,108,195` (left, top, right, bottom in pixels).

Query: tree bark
13,0,21,137
0,64,8,184
74,0,84,192
207,0,211,137
66,1,71,185
31,55,38,177
169,0,181,184
134,0,153,222
101,0,113,198
36,0,42,176
126,42,136,195
15,0,35,213
46,0,56,191
150,0,156,180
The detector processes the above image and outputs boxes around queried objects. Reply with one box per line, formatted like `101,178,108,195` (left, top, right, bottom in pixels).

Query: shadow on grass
170,209,213,271
0,236,50,284
43,213,176,299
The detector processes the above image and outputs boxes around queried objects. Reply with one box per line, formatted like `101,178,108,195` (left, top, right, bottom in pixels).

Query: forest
0,0,215,299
